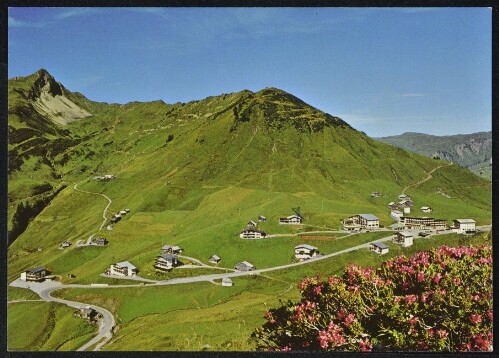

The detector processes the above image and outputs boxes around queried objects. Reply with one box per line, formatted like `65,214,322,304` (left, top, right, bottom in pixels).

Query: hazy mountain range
375,132,492,180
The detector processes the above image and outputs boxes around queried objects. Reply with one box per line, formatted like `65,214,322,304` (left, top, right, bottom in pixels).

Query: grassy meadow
7,301,97,351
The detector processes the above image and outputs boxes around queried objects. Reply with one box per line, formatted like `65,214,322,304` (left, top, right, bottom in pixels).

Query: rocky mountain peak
28,69,64,100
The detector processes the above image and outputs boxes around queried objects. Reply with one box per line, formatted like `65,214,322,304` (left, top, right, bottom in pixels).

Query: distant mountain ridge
375,131,492,179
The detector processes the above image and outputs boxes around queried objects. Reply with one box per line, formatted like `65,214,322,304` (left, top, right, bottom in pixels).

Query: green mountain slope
7,69,491,284
375,131,492,179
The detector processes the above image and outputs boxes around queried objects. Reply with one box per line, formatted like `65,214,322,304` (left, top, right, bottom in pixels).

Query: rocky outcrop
24,69,92,125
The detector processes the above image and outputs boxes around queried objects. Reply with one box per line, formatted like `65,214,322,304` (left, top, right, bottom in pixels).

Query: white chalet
390,210,404,222
108,261,137,277
294,244,319,260
20,266,50,282
240,228,266,239
393,231,414,247
369,242,389,255
221,277,233,287
453,219,476,234
420,206,433,213
279,215,302,224
155,254,180,271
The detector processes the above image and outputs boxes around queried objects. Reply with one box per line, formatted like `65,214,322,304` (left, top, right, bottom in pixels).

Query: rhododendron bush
252,245,492,352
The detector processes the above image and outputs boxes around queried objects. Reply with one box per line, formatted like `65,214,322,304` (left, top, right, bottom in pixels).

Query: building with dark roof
294,244,319,260
240,228,266,239
155,254,180,271
342,214,380,230
369,242,389,254
234,261,256,271
20,266,50,282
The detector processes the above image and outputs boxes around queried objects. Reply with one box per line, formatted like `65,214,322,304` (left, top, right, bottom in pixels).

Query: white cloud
8,15,43,28
9,8,101,28
56,8,101,20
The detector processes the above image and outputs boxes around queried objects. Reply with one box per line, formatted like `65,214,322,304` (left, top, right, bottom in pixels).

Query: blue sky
8,7,491,137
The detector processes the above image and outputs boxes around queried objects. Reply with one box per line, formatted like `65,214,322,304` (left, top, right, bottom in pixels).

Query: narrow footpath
402,161,453,195
73,182,113,232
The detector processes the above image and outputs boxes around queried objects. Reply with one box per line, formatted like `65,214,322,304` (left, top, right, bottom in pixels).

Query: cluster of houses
240,215,267,239
341,191,478,235
388,194,415,215
20,196,480,286
239,213,304,239
110,208,130,224
93,174,116,181
103,244,186,277
389,194,436,225
154,244,184,271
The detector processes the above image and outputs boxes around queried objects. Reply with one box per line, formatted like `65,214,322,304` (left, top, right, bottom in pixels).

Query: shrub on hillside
252,245,492,352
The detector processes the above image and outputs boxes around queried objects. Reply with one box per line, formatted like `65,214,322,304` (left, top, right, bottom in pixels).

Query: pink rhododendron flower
358,338,372,352
437,329,448,338
344,313,356,326
470,313,482,324
433,273,442,284
404,294,417,304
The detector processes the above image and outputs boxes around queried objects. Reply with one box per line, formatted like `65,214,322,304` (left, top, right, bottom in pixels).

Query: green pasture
7,301,97,351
